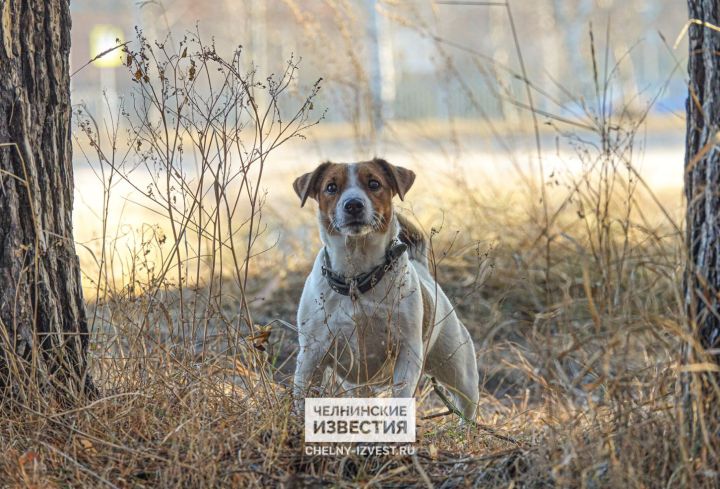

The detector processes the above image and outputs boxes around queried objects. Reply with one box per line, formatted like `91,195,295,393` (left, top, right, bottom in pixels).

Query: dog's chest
321,292,410,379
302,262,422,379
319,271,414,332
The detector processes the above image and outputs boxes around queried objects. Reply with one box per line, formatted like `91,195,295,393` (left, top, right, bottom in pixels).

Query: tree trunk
684,0,720,471
0,0,91,401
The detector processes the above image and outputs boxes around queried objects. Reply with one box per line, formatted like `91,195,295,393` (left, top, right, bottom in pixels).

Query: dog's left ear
374,158,415,201
293,162,332,207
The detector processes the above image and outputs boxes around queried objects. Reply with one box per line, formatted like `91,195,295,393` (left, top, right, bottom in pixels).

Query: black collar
321,241,408,298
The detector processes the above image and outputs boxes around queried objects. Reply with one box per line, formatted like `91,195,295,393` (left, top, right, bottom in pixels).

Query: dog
292,158,479,419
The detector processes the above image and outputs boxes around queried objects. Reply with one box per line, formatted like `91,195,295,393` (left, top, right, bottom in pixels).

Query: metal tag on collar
349,280,359,301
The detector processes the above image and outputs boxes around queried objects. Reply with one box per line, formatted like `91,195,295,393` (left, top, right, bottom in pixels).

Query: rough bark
0,0,91,400
684,0,720,470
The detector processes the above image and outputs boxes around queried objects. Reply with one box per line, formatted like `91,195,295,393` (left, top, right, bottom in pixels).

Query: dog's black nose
343,198,365,215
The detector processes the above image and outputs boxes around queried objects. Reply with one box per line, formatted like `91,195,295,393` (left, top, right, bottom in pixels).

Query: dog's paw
292,398,305,417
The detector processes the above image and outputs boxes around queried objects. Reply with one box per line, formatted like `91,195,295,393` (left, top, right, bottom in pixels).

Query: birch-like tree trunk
0,0,92,400
684,0,720,470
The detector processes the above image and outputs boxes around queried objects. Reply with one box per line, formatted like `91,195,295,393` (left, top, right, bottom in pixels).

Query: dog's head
293,158,415,237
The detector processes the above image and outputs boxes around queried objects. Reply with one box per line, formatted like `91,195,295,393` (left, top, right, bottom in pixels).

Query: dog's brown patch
293,162,348,235
293,161,332,207
355,160,396,234
369,158,416,201
315,164,348,235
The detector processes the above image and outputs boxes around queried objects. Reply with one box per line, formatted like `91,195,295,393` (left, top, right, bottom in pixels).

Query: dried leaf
18,450,38,466
78,437,98,456
247,325,271,348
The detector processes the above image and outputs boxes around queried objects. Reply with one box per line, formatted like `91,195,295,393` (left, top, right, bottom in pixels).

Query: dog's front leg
293,342,327,411
392,341,423,399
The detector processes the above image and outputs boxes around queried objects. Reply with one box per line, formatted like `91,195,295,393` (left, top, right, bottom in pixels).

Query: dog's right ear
293,162,332,207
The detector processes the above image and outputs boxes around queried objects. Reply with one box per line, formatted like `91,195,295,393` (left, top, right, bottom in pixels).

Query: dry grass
0,189,689,487
1,23,716,489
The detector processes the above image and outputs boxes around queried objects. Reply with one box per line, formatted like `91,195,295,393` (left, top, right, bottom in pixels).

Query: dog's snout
343,198,365,215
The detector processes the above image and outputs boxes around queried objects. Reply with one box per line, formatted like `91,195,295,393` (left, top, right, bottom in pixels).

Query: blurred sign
89,24,124,68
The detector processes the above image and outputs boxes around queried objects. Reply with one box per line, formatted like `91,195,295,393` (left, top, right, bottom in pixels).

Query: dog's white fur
293,161,479,419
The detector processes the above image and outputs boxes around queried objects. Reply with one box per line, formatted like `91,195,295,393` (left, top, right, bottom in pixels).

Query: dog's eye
368,179,381,191
326,182,338,194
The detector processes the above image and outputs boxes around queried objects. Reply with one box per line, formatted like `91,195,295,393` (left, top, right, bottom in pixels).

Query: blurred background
69,0,687,192
70,0,686,126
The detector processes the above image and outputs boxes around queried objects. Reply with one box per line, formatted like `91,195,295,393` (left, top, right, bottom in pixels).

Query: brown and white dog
292,158,479,419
